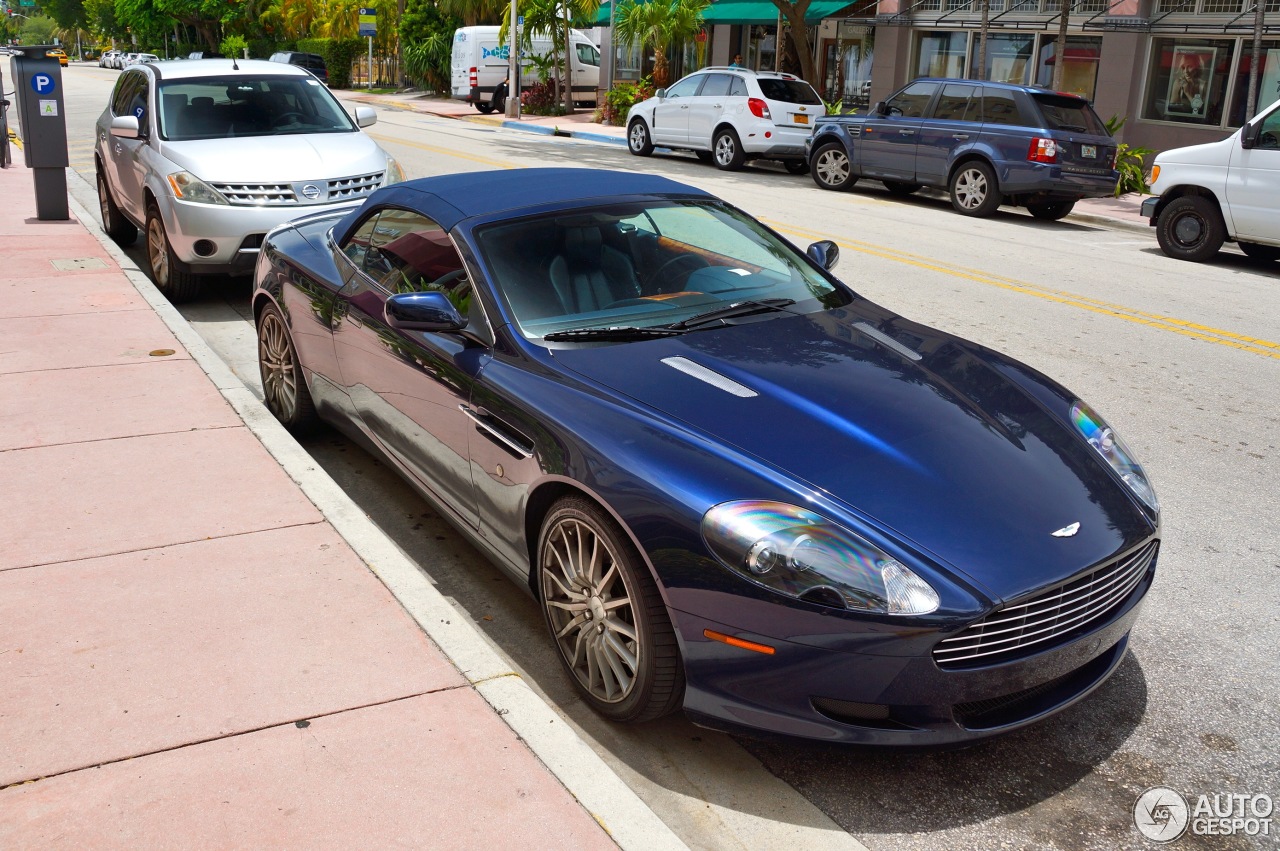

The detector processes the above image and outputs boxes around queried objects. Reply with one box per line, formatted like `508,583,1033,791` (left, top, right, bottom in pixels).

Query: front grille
212,182,297,205
934,540,1158,670
952,643,1117,729
327,171,384,201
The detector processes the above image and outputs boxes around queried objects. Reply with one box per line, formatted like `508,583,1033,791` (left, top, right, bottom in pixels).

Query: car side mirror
655,88,667,100
354,106,377,128
109,115,142,139
385,291,467,332
806,239,840,271
872,101,888,117
1240,121,1260,149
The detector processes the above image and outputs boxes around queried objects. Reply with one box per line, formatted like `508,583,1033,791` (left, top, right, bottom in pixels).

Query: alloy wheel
815,148,850,187
714,134,736,167
953,167,989,211
258,310,298,422
146,216,170,285
541,515,640,704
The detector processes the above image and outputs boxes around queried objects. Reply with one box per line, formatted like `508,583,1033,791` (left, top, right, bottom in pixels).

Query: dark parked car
269,51,328,85
253,168,1160,746
808,79,1119,220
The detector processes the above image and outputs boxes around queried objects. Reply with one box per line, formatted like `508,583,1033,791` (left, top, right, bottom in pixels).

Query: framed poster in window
1166,46,1217,118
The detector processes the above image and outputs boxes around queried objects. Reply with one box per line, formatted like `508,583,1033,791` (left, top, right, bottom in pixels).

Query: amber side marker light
704,629,776,655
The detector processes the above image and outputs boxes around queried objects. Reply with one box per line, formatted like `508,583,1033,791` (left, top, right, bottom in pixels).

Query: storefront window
970,33,1034,84
1141,37,1236,126
1226,40,1280,126
614,40,643,80
1036,36,1102,101
916,31,968,80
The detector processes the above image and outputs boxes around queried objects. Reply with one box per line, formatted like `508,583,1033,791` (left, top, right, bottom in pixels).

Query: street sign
358,7,376,37
30,72,55,94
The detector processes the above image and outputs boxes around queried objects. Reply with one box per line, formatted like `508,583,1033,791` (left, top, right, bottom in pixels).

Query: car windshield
1032,94,1109,135
475,199,851,342
157,75,356,141
757,78,823,105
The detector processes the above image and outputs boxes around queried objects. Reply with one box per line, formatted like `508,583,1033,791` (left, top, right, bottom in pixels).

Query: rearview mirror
807,240,840,271
1241,120,1260,149
872,101,888,117
385,291,467,332
655,88,667,100
354,106,377,128
109,115,142,139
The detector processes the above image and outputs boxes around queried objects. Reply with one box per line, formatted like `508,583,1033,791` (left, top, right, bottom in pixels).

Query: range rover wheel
713,128,746,170
538,497,684,722
949,162,1002,217
1027,200,1076,221
628,119,654,156
1155,196,1226,262
145,203,202,302
811,143,856,191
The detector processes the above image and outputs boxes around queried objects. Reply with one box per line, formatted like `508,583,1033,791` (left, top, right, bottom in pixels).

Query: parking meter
8,45,69,220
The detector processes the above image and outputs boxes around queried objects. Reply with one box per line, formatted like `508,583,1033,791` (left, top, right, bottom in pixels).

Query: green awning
597,0,855,26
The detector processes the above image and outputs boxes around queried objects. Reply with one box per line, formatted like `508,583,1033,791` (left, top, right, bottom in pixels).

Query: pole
1246,1,1264,121
368,35,373,90
506,0,519,118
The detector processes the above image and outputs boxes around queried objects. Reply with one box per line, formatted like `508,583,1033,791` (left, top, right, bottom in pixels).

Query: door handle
113,142,122,154
899,130,915,136
952,133,969,140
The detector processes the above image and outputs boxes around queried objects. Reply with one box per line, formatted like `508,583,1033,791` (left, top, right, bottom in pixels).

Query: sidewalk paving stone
0,310,188,375
0,524,464,786
0,271,150,319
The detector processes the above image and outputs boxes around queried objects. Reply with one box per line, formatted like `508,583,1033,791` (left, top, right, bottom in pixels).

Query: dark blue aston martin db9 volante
252,169,1160,745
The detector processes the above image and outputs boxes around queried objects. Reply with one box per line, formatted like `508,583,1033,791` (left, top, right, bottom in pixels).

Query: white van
450,25,600,113
1141,96,1280,263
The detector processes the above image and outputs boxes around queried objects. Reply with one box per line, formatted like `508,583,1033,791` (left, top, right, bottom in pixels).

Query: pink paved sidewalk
0,159,617,848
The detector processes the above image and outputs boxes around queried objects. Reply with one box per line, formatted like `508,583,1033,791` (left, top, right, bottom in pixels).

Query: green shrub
521,79,567,116
601,78,654,125
298,37,364,88
1105,114,1156,197
220,35,248,59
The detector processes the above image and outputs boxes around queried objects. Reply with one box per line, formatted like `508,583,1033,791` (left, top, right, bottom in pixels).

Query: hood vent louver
661,357,757,398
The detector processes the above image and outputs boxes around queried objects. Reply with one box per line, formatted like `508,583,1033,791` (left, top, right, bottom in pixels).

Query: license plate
794,114,809,125
1082,144,1097,159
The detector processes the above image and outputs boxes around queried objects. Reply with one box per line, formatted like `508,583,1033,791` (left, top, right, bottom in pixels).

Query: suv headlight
1071,400,1159,513
383,154,405,186
166,171,229,205
702,501,940,615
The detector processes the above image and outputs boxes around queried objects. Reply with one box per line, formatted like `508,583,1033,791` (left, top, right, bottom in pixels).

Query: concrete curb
63,171,688,851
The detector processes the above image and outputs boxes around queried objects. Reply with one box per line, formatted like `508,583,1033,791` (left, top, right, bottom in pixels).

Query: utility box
8,45,69,219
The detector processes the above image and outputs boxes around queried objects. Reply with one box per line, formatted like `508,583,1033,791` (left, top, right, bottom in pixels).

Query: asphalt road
52,63,1279,851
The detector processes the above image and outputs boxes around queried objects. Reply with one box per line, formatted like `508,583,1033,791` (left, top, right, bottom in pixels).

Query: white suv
626,67,824,172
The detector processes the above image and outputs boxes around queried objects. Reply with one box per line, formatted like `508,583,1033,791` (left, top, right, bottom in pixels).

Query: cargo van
450,25,600,113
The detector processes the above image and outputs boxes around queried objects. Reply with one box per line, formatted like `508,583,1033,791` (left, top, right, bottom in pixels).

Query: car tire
97,166,137,247
810,143,857,191
257,302,320,434
1155,196,1226,262
883,180,922,196
1027,200,1076,221
783,160,809,175
712,128,746,171
949,162,1002,216
145,202,202,302
1237,241,1280,262
492,94,505,114
538,496,684,723
694,150,713,163
628,119,654,156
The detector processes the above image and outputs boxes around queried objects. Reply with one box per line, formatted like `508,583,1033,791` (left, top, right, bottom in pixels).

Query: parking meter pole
8,46,70,220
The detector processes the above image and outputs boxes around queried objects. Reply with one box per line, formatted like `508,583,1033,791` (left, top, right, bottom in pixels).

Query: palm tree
613,0,709,89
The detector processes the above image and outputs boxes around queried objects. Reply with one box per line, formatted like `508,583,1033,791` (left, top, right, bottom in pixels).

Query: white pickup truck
1141,96,1280,263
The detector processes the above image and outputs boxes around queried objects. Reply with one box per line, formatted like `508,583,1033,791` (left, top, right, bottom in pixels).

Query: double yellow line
770,218,1280,361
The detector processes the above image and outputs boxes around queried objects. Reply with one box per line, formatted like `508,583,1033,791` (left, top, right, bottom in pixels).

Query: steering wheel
271,111,306,128
430,268,469,290
647,254,710,294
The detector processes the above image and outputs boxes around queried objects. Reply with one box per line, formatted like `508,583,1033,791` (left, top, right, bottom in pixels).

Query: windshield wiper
667,298,797,331
542,326,686,342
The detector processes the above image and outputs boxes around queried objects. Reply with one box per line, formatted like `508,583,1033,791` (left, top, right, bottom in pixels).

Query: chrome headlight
702,500,940,615
165,171,229,205
383,154,405,186
1071,400,1159,513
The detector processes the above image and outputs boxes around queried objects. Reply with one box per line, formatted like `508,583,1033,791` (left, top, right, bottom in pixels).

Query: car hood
552,307,1155,601
1154,135,1235,166
158,132,384,182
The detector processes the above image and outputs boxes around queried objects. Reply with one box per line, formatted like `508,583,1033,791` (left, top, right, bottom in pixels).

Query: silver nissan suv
625,67,823,173
95,58,404,301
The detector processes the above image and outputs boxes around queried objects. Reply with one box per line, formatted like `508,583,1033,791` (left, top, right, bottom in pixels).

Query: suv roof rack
697,65,800,80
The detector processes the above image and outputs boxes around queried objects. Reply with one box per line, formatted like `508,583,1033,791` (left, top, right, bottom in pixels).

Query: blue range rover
807,78,1119,220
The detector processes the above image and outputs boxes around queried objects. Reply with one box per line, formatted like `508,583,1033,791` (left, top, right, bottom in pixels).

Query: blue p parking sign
31,73,56,95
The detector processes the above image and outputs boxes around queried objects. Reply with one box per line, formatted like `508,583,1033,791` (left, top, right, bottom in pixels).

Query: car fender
808,123,859,168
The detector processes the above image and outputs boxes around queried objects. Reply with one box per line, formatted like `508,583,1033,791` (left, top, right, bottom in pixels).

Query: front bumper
160,196,367,275
671,559,1153,746
1141,195,1160,223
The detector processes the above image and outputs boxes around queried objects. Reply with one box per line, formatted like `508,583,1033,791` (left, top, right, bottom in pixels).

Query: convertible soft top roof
335,168,713,238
